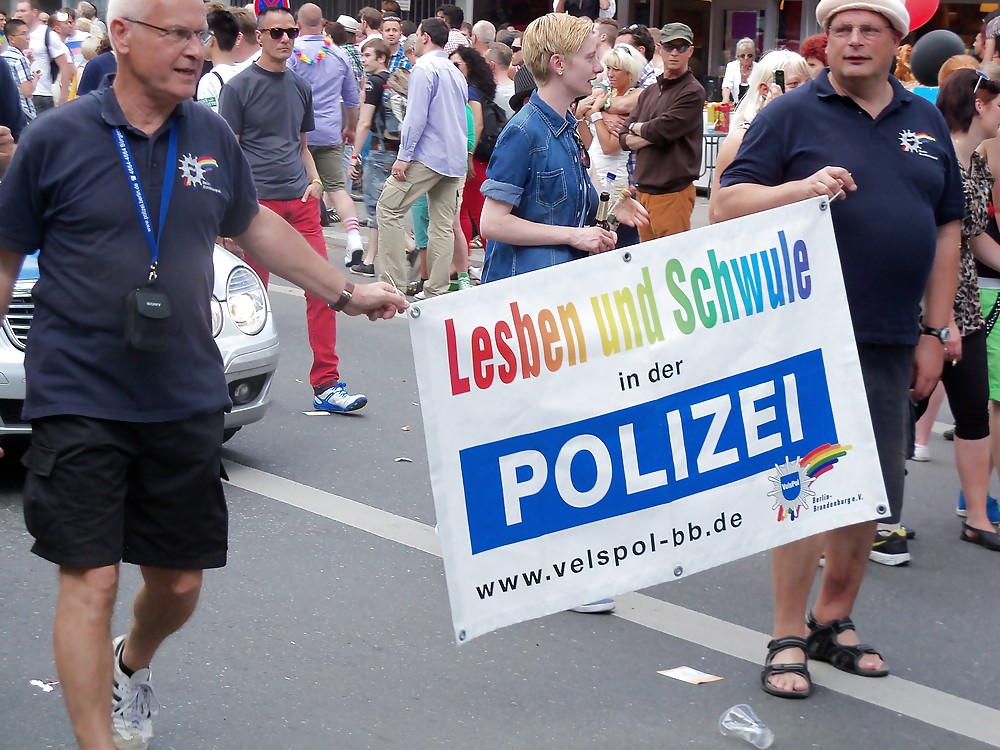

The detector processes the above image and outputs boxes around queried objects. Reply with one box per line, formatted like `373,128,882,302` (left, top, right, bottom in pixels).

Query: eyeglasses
974,69,990,94
511,43,522,51
662,42,691,53
828,23,890,40
737,53,754,59
262,27,299,40
124,18,213,44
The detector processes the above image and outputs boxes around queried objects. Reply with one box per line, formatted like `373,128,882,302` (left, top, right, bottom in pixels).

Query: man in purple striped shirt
375,17,468,298
290,3,365,265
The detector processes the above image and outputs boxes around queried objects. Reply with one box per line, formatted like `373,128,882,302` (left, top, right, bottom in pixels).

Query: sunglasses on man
262,27,299,40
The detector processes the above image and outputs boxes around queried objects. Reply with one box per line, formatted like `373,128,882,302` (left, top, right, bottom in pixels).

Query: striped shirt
342,43,363,87
1,47,35,120
388,46,410,74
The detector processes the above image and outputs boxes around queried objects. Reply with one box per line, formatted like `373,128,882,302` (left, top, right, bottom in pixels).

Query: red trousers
247,197,340,393
460,157,488,246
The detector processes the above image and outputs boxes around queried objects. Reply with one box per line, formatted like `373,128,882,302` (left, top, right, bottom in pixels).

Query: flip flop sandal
761,636,812,699
960,522,1000,551
806,611,889,677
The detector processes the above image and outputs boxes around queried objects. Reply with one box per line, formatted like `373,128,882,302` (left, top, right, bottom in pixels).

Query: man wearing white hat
716,0,963,699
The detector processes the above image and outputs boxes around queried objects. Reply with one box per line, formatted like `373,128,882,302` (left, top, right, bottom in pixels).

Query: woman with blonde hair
481,13,647,284
576,43,645,192
721,37,757,105
709,50,812,223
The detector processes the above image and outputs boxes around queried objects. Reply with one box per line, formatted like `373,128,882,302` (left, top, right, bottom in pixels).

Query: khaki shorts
309,144,345,193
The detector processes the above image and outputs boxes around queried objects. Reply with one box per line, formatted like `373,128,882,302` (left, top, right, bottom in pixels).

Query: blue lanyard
113,119,179,283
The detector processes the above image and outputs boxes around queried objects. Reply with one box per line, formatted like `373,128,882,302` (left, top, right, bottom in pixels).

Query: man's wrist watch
920,324,950,344
329,281,356,312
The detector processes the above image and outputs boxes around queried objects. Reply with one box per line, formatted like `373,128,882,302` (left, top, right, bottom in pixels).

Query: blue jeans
362,150,394,228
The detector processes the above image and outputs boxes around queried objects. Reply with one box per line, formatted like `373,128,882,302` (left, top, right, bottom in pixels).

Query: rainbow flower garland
293,36,333,65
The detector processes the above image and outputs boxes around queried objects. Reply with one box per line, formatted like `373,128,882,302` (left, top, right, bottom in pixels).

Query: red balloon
906,0,939,32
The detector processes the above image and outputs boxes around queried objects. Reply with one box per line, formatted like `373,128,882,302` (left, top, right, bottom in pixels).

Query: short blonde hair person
521,13,592,86
731,49,811,130
602,43,645,86
735,37,756,58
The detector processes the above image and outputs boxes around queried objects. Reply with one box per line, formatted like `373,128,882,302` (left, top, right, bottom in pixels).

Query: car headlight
226,267,267,335
210,296,224,338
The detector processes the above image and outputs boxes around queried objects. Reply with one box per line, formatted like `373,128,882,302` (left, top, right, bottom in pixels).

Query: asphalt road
1,197,999,750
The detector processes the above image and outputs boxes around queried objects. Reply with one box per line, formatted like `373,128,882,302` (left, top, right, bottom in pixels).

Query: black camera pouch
124,285,172,352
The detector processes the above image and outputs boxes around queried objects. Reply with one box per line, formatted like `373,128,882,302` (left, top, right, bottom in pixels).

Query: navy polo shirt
77,50,117,97
0,87,260,422
721,70,964,345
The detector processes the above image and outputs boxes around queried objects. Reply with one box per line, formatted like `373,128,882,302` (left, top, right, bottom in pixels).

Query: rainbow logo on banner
801,443,851,480
255,0,290,14
768,442,852,522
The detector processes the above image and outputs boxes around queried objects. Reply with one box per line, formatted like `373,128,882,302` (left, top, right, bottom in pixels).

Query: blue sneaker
957,492,1000,523
314,382,367,413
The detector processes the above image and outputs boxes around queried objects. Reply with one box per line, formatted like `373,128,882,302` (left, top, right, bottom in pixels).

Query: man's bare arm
234,206,406,320
713,167,856,221
911,220,960,399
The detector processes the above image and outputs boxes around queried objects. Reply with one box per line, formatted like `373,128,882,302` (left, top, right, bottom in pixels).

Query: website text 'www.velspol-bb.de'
474,510,745,600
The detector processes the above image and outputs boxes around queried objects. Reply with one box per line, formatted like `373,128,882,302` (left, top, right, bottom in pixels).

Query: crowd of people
0,0,998,746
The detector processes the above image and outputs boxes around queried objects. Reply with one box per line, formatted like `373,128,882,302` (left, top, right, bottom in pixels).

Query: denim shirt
481,91,597,281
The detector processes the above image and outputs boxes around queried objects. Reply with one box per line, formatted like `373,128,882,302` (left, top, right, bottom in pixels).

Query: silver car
0,246,279,443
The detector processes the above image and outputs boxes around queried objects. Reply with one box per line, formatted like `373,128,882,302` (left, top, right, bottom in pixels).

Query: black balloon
909,30,967,86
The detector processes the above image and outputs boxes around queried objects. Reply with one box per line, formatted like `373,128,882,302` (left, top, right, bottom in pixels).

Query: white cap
815,0,910,37
336,14,359,34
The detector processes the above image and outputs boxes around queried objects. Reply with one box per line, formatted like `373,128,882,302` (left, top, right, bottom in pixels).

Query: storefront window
776,0,804,52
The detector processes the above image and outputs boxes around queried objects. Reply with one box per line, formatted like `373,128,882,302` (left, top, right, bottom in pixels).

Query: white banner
410,198,888,644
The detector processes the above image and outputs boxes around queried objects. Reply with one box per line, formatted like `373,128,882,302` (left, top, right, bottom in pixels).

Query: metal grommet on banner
819,199,829,212
622,251,633,263
458,629,466,642
410,307,421,319
673,566,684,577
876,504,888,516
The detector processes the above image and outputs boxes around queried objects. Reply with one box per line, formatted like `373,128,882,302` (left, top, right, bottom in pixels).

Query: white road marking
223,460,1000,748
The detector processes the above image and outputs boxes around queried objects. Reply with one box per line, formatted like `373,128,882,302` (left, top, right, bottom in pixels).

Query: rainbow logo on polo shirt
898,130,939,160
178,154,219,188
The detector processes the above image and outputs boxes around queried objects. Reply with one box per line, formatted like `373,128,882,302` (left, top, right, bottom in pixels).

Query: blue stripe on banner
461,350,838,554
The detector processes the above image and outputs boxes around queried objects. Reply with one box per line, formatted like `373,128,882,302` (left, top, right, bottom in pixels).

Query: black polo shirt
721,70,964,345
0,87,260,422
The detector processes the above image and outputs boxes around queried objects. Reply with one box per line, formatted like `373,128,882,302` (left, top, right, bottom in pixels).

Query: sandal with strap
806,611,889,677
761,636,812,699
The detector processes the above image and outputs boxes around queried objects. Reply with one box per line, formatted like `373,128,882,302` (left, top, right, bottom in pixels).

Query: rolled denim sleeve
481,125,530,207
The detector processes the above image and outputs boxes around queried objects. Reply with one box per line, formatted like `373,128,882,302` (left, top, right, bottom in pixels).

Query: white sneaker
911,443,930,462
345,236,364,267
570,598,616,614
111,636,159,750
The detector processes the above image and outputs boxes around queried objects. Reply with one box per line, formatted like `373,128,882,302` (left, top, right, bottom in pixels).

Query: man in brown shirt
620,22,705,239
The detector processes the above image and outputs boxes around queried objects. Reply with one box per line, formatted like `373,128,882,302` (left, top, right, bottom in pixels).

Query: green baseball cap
659,22,694,45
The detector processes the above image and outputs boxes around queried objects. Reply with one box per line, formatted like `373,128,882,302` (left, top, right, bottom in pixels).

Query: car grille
3,283,33,351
